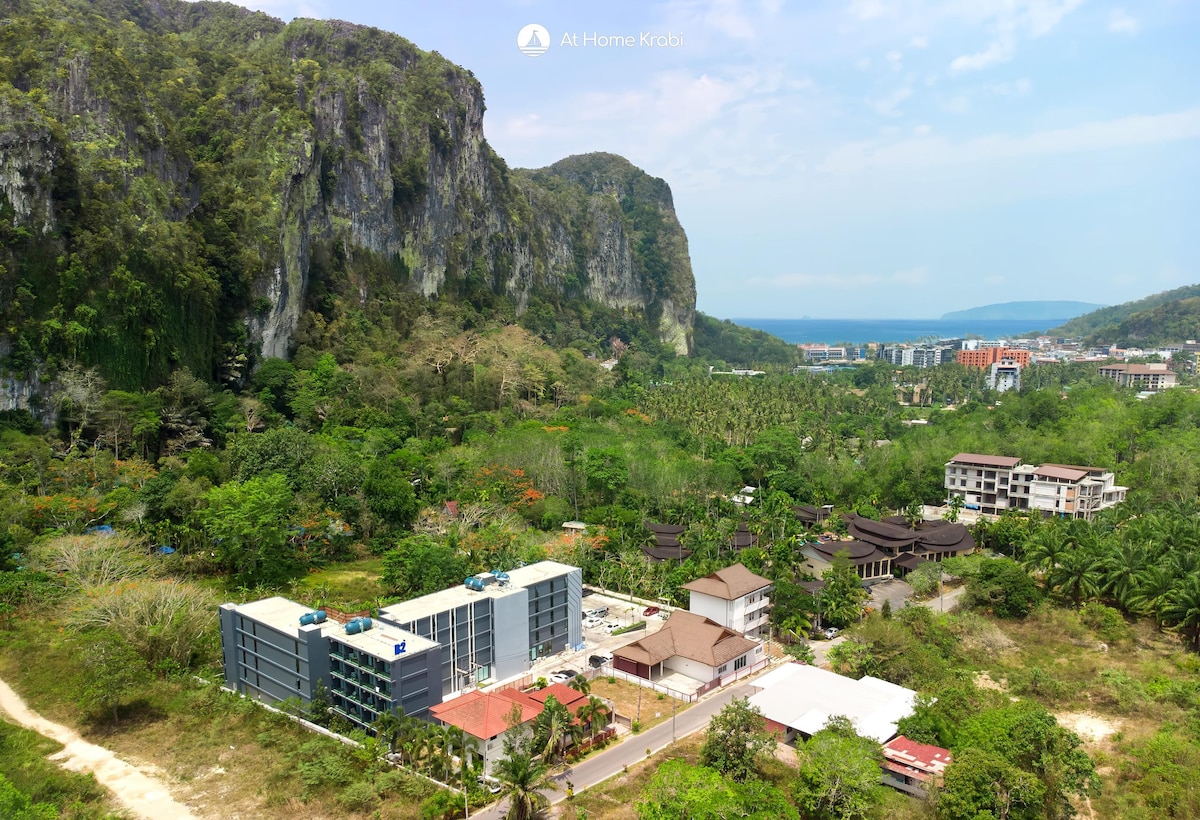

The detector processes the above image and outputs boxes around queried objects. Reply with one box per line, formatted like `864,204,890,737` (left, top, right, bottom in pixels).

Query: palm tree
1161,574,1200,651
372,709,408,756
1049,549,1103,606
531,695,573,762
1101,540,1146,611
575,696,612,740
567,674,591,696
780,613,811,644
1129,565,1175,626
494,746,557,820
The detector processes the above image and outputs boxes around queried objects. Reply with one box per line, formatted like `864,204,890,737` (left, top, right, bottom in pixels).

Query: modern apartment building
682,563,772,639
1097,363,1177,391
943,453,1127,520
218,560,583,731
218,597,442,730
378,561,583,698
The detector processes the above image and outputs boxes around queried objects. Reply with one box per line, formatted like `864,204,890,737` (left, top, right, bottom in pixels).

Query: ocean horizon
731,317,1064,346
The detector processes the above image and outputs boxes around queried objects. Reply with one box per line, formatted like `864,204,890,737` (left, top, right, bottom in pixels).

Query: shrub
337,781,379,813
1080,602,1130,643
906,562,943,598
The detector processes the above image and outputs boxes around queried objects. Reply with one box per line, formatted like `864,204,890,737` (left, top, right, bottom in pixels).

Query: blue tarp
156,546,176,555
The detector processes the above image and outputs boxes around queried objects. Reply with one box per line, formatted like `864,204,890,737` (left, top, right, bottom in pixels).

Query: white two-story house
682,563,772,639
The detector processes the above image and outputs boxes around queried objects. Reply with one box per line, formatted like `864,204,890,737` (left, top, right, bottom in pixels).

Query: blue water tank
345,617,373,634
299,610,328,626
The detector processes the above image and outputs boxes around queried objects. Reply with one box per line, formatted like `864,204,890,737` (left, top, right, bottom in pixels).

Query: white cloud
913,124,933,136
886,50,904,71
950,39,1014,73
847,0,894,22
867,86,913,117
856,57,872,70
909,35,929,48
991,78,1032,96
818,107,1200,173
1108,9,1140,35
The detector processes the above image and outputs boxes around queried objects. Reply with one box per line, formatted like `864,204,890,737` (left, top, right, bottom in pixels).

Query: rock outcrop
0,0,695,395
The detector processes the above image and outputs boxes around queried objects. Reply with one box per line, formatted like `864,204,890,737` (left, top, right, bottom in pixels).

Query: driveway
868,579,912,612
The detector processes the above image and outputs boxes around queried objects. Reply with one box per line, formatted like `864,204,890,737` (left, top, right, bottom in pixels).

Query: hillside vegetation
1048,284,1200,344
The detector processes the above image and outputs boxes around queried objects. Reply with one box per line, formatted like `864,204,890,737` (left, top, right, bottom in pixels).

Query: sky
211,0,1198,319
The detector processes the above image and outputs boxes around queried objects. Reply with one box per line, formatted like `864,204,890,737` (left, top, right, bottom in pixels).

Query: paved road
473,682,754,819
922,584,966,613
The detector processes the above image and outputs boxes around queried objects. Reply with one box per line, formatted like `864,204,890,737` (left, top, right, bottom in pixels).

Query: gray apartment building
378,560,583,698
218,561,583,729
219,596,442,730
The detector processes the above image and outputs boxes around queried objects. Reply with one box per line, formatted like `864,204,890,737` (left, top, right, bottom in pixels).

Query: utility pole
672,696,677,741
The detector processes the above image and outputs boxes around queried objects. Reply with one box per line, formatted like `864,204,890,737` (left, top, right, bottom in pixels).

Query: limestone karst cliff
0,0,695,396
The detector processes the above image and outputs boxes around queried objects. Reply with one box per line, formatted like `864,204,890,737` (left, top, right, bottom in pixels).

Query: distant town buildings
1098,362,1177,391
957,347,1031,369
944,453,1127,520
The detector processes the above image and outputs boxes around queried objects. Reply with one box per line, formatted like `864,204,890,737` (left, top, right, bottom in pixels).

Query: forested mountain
1048,284,1200,344
0,0,696,401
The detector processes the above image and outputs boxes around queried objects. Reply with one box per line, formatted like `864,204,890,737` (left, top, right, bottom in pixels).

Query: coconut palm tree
567,674,591,696
372,709,409,756
531,695,573,762
1049,549,1103,606
494,745,557,820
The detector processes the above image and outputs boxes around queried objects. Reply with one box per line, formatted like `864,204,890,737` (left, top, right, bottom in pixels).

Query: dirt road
0,677,199,819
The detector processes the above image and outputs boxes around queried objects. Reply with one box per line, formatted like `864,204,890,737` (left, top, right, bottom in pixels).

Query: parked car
658,610,670,619
602,621,621,633
549,672,573,684
586,606,609,618
588,655,606,668
478,775,502,794
584,616,603,629
823,627,840,639
643,606,660,617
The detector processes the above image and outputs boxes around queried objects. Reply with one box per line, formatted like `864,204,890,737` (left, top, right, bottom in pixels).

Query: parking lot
527,587,671,680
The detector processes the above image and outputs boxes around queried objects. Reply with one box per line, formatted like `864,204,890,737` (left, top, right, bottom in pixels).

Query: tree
363,458,419,531
198,473,296,586
567,674,591,696
821,553,869,628
636,760,798,820
576,696,611,740
937,747,1045,820
531,694,578,762
699,698,775,783
793,716,886,820
906,561,943,599
0,775,58,820
77,631,151,724
956,701,1099,819
964,558,1041,619
584,446,629,505
494,740,557,820
1161,573,1200,650
380,535,466,598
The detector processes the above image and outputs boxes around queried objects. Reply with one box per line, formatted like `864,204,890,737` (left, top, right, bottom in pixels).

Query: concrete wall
687,592,729,627
382,598,498,697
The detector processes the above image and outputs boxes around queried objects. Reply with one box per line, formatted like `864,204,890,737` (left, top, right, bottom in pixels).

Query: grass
291,557,388,610
586,678,687,732
0,719,120,819
561,733,706,820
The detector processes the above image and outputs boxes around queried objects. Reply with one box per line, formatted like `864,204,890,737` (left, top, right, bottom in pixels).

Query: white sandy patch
1055,711,1121,743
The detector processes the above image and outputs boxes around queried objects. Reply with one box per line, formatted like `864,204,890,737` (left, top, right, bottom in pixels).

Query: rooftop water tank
299,610,327,626
345,617,373,634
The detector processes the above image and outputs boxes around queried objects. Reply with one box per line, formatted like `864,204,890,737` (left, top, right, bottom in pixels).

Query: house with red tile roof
429,688,540,775
881,735,952,796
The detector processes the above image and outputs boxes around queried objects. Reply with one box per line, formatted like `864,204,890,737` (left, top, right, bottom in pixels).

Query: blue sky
222,0,1199,319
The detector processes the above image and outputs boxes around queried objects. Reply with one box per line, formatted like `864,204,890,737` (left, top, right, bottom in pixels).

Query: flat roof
747,663,915,744
230,597,319,639
327,620,439,660
380,561,578,624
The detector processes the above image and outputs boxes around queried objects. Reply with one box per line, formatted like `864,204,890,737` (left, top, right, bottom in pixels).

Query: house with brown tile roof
613,610,762,685
944,454,1126,520
682,564,772,638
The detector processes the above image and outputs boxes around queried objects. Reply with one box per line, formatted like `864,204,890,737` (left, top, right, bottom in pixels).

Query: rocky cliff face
0,0,695,395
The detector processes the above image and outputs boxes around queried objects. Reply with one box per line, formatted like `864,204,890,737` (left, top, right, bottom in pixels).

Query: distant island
941,300,1105,322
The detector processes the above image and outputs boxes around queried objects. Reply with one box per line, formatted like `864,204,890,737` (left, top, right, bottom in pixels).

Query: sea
732,318,1067,346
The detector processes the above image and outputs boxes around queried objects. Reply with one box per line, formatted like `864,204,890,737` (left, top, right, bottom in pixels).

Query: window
717,664,728,674
734,655,747,671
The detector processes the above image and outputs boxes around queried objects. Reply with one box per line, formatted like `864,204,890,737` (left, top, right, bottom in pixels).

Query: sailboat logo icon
518,24,550,57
